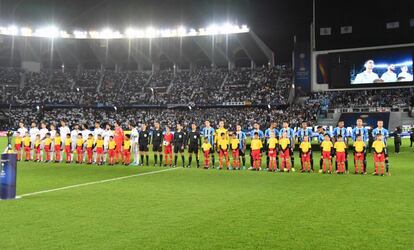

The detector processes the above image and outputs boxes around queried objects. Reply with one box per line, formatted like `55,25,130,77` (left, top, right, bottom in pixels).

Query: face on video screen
350,50,413,84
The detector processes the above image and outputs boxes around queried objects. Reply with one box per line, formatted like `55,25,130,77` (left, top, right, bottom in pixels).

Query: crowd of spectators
0,65,292,106
6,104,319,132
307,88,414,110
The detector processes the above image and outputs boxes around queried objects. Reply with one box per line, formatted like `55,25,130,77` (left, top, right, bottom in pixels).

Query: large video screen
323,47,414,89
350,49,413,84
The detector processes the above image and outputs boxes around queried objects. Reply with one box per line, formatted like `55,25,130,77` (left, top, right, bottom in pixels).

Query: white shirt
103,129,114,145
39,128,49,140
130,127,139,143
17,127,28,138
29,127,40,141
398,72,413,82
381,71,397,82
81,129,91,141
49,129,56,139
353,71,379,84
93,128,104,140
71,129,80,145
59,126,71,138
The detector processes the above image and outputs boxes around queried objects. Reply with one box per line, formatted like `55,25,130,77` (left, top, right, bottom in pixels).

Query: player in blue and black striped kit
236,124,247,169
352,118,369,174
279,121,296,171
296,121,314,171
333,120,350,173
372,120,390,175
202,120,215,168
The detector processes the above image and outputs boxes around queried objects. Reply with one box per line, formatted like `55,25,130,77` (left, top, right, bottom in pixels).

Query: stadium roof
0,29,274,70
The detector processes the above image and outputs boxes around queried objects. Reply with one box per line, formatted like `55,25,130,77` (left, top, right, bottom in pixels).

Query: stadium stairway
96,72,105,92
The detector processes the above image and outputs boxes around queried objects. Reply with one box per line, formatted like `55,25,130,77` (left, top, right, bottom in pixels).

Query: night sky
0,0,313,63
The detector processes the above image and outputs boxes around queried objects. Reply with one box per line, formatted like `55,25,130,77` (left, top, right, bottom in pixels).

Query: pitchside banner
293,42,311,93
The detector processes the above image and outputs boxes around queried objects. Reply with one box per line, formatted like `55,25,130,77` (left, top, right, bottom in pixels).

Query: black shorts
238,149,245,157
210,146,215,154
152,144,162,152
188,145,199,154
139,144,149,152
174,144,185,154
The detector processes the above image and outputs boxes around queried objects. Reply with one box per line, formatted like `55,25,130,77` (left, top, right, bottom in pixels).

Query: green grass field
0,138,413,249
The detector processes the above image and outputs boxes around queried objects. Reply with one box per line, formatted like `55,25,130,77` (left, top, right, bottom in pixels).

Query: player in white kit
17,121,28,157
128,122,140,165
102,123,114,164
59,120,71,162
81,124,91,161
71,124,80,163
29,122,40,160
39,121,49,161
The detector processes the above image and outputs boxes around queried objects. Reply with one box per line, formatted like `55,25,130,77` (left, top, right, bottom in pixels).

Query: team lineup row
12,118,391,175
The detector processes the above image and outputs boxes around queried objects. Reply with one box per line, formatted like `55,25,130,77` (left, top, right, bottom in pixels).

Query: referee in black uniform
151,122,163,166
138,123,150,166
173,123,186,168
187,123,202,168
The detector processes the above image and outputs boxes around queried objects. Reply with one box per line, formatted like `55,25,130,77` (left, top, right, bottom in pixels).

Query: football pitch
0,138,413,249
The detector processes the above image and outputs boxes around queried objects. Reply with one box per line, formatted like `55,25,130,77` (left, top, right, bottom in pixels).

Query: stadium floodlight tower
0,131,18,200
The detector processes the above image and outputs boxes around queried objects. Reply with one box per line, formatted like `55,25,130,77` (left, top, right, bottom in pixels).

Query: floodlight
20,27,33,36
60,30,70,38
7,25,18,36
74,30,88,39
177,26,187,37
125,27,137,38
34,26,59,38
145,27,157,38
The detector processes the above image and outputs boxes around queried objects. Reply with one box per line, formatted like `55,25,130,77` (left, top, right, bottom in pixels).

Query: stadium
0,0,413,249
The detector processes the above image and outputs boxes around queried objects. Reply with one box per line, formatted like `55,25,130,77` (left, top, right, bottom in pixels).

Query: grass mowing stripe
19,167,180,198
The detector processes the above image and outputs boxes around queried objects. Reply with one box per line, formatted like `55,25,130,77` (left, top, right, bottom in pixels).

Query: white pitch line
20,168,179,198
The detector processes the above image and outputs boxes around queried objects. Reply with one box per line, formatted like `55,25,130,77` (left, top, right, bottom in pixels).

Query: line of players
12,118,390,175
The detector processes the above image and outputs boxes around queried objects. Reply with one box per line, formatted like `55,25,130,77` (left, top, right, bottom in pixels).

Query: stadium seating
2,66,293,107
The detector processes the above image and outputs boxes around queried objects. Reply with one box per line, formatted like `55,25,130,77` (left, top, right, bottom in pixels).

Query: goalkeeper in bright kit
217,132,230,170
215,121,228,168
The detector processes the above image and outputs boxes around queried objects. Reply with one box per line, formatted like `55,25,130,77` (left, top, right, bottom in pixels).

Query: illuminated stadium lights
20,27,32,36
0,25,19,36
60,30,70,38
177,26,187,37
73,30,88,39
99,28,123,39
34,26,60,38
145,27,158,38
0,23,249,39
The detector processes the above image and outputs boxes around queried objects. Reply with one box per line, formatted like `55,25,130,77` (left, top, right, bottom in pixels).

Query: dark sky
0,0,313,63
